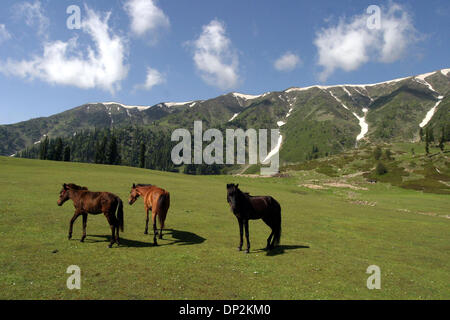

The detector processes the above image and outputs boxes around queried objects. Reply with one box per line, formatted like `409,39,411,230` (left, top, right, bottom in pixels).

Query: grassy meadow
0,156,449,299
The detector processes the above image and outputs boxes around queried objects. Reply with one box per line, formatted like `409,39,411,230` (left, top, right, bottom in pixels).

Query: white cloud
0,24,11,44
191,19,240,90
274,52,301,72
314,3,416,81
124,0,169,38
135,67,165,90
0,5,129,93
15,1,49,38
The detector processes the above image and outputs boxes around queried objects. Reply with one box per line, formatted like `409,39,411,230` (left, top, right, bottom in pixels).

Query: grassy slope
0,157,449,299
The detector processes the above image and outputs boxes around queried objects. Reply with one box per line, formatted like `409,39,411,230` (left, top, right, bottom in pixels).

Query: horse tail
157,192,170,230
272,198,282,246
117,198,124,232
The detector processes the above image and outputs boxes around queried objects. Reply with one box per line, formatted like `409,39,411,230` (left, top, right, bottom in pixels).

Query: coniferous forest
17,126,177,172
16,126,225,175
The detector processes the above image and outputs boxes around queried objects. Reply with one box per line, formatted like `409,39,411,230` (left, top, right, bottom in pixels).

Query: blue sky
0,0,449,124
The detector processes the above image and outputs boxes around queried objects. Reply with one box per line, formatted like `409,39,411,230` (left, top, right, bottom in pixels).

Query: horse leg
237,218,243,251
144,208,150,234
158,213,164,240
244,219,250,253
105,214,116,248
80,213,88,242
115,212,120,246
68,211,81,240
152,212,158,246
266,230,274,250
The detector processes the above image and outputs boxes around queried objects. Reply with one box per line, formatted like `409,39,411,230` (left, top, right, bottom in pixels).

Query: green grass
0,157,449,299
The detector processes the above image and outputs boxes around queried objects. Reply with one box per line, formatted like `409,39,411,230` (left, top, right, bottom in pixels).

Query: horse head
128,183,140,205
57,183,70,206
57,183,88,206
226,183,240,211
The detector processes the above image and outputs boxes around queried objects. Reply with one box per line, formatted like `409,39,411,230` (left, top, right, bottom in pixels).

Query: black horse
226,184,281,253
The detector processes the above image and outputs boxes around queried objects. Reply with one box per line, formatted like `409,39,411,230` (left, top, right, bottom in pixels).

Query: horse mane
67,183,88,190
240,190,251,199
136,184,153,187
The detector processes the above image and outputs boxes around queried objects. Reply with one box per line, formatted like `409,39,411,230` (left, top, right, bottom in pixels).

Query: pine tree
376,162,388,175
439,127,445,152
139,142,146,168
425,127,430,155
54,137,64,161
63,145,71,162
373,146,382,160
39,136,49,160
95,136,107,164
108,135,119,165
429,128,434,143
384,149,392,160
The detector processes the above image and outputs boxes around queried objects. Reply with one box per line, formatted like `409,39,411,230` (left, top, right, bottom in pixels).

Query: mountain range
1,68,449,164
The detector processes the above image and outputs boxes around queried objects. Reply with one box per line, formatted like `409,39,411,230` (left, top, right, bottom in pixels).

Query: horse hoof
80,239,84,243
108,244,113,248
144,231,148,235
159,235,163,240
245,249,250,254
237,247,242,251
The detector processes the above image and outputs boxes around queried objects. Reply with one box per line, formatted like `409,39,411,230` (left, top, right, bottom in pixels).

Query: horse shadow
257,244,310,256
84,235,153,247
163,229,206,246
85,229,206,248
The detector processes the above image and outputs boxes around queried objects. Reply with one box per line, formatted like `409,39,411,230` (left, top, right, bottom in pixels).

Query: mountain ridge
1,68,449,163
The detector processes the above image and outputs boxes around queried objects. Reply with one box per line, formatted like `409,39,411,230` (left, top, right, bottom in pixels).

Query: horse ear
236,184,239,188
63,183,67,189
132,183,136,188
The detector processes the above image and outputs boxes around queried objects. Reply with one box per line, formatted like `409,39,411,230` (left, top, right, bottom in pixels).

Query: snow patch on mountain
286,75,412,93
419,96,444,128
414,72,438,93
415,72,435,82
328,91,349,110
262,134,283,163
286,108,293,118
228,113,239,122
343,87,352,97
164,101,193,108
277,121,285,127
354,108,369,141
102,102,151,111
232,92,262,100
328,90,369,141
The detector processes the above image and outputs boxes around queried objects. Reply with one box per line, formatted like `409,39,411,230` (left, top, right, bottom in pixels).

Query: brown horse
128,183,170,246
226,183,281,253
57,183,124,248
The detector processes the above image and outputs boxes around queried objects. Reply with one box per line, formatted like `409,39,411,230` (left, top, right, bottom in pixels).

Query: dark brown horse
57,183,124,248
128,183,170,246
226,183,281,253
